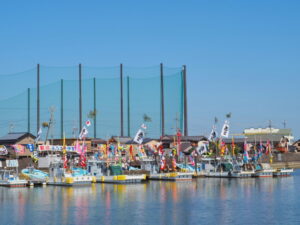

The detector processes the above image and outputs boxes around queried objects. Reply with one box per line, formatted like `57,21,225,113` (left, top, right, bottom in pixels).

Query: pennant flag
220,141,226,156
160,156,166,171
141,123,147,129
86,120,91,127
0,145,8,155
243,139,249,163
266,140,271,155
177,129,182,154
221,120,230,138
26,144,35,152
208,126,217,141
197,141,208,155
35,127,42,142
231,137,235,156
79,126,88,140
133,129,144,144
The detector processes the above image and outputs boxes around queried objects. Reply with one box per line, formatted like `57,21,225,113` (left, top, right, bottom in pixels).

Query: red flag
266,140,271,155
63,155,68,169
177,129,182,154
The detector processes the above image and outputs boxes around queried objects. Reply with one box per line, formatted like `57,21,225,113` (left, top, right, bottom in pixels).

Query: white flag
197,141,209,155
133,129,144,144
221,120,230,138
79,126,88,140
208,126,217,141
35,127,42,142
86,120,91,127
141,123,147,129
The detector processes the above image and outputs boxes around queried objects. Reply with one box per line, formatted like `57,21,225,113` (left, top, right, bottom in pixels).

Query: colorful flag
266,140,271,155
243,139,249,163
231,137,235,156
26,144,35,152
177,129,182,154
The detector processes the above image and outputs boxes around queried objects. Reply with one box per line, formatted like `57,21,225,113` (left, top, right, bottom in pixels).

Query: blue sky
1,1,300,138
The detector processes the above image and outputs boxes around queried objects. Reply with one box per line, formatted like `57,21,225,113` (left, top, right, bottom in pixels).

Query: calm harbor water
1,171,300,225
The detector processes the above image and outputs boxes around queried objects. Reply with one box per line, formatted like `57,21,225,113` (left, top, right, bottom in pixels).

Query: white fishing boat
47,162,94,186
205,162,233,178
87,160,146,183
229,163,255,178
273,168,294,177
0,170,27,187
253,163,276,177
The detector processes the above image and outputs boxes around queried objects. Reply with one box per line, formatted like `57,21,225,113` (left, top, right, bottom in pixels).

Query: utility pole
45,106,55,144
283,120,286,128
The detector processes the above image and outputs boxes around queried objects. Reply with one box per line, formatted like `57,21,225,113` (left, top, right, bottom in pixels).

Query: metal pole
120,64,124,137
183,65,188,136
79,63,82,131
93,77,97,138
61,79,64,139
127,76,130,137
27,88,30,133
37,64,40,134
160,63,165,137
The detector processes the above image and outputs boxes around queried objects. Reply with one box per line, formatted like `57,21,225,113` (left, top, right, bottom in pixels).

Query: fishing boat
273,168,294,177
21,167,49,181
229,163,255,178
87,159,146,184
205,161,233,178
198,157,217,176
47,162,95,186
148,172,193,181
0,170,27,187
253,163,276,177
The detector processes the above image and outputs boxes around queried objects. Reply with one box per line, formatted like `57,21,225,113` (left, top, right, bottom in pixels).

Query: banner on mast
208,126,217,141
221,120,230,138
133,129,144,144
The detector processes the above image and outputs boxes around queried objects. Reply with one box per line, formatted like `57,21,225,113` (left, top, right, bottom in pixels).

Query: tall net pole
183,65,188,136
61,79,64,139
37,64,40,134
93,77,97,138
120,63,124,137
127,76,130,137
160,63,165,137
79,63,82,132
27,88,30,133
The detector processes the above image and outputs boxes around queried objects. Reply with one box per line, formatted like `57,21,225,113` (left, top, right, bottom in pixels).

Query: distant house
109,136,132,145
161,135,208,149
0,132,35,170
0,132,36,145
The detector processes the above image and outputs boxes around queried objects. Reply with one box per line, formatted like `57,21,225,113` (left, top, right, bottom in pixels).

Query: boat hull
205,172,230,178
0,180,28,187
273,169,293,177
230,171,254,178
149,173,193,181
96,175,147,184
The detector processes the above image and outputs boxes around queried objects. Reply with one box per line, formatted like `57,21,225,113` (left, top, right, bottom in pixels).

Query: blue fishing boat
21,167,49,181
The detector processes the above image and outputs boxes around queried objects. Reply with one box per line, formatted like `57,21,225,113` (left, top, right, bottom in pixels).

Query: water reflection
0,171,299,225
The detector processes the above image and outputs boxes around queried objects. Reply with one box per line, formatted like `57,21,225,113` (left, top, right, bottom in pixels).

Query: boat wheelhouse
0,169,27,187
